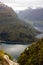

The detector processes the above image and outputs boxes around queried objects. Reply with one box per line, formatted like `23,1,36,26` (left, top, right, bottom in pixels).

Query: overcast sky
0,0,43,11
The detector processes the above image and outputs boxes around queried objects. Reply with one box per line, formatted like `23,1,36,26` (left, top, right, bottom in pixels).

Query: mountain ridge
0,3,40,43
18,8,43,21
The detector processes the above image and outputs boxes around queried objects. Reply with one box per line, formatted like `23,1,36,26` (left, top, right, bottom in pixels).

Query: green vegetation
18,38,43,65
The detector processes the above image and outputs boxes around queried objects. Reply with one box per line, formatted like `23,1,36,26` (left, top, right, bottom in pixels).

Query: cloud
0,0,43,10
0,0,15,3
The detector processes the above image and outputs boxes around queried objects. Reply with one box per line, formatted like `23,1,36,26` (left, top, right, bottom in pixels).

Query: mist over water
0,43,30,59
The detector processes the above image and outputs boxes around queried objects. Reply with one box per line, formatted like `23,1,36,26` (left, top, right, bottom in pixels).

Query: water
34,23,43,32
34,23,43,38
0,43,30,60
36,34,43,38
34,26,43,32
0,23,43,60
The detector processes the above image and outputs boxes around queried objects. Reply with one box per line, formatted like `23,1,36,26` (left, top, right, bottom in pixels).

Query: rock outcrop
0,51,19,65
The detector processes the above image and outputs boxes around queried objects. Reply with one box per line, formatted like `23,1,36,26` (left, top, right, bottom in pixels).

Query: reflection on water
0,43,30,59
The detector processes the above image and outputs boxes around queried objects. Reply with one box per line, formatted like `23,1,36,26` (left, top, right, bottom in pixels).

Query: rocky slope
18,38,43,65
0,51,19,65
0,2,39,43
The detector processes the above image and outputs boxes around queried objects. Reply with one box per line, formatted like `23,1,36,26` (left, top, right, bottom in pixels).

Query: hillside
0,2,39,43
0,50,19,65
18,38,43,65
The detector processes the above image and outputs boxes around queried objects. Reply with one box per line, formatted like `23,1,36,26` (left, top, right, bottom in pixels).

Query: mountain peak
0,2,17,19
0,2,6,7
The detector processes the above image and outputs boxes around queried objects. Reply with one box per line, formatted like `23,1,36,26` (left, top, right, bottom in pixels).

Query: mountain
18,38,43,65
0,50,19,65
0,2,39,42
18,8,43,33
18,8,43,21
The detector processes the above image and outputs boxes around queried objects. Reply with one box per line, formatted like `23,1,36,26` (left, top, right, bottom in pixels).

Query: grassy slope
18,38,43,65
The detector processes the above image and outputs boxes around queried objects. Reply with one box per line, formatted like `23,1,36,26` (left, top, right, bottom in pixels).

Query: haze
0,0,43,11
